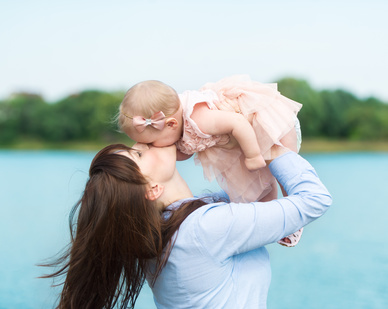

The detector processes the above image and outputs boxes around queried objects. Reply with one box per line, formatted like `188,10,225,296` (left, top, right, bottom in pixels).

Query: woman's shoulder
186,197,232,233
180,193,231,224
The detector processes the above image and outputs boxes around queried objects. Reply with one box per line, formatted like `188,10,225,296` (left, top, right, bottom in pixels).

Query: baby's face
125,124,181,148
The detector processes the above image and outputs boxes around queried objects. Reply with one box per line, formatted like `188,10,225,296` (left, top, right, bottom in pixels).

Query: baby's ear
165,117,179,129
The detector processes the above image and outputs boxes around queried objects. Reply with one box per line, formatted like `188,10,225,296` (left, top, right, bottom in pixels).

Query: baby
118,75,303,246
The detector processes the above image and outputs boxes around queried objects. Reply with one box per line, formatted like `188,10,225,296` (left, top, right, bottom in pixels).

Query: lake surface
0,150,387,309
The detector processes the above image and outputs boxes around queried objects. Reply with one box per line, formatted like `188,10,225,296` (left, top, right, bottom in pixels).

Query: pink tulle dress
176,75,302,204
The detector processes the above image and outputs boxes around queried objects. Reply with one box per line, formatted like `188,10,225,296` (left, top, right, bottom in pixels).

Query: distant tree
1,79,388,147
318,89,358,138
43,90,125,142
0,93,48,144
277,78,325,137
346,98,388,140
277,78,388,140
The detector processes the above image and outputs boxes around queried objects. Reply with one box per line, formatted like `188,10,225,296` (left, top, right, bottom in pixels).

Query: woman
43,143,332,309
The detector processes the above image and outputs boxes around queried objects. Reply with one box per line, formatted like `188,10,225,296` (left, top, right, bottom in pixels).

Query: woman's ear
165,117,178,129
145,184,165,201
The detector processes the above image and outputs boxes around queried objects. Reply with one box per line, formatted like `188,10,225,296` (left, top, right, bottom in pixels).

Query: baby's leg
279,127,298,153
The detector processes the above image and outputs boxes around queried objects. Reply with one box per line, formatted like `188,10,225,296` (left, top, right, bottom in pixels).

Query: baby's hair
117,80,180,132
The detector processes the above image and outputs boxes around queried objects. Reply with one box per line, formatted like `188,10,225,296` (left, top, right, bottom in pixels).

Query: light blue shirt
146,152,332,308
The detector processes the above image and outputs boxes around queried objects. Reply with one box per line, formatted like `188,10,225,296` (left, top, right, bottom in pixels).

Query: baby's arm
191,103,266,170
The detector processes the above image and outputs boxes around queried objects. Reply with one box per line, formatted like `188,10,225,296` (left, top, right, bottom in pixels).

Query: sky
1,0,388,102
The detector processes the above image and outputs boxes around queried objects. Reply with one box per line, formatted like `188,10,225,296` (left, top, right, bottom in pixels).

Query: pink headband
123,111,166,133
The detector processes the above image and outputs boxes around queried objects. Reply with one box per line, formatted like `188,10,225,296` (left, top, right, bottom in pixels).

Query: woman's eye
136,151,142,157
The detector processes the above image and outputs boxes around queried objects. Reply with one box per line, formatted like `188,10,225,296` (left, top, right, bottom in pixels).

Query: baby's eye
136,151,142,157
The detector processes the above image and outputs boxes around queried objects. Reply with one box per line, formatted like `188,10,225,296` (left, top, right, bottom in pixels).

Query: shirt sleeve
194,152,332,262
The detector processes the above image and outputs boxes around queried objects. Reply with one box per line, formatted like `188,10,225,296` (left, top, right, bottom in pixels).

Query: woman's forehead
113,149,129,154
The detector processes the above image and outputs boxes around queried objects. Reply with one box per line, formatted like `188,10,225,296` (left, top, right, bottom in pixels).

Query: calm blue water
1,150,387,309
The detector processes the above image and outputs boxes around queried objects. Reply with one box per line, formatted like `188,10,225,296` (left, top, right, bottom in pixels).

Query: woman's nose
133,143,150,150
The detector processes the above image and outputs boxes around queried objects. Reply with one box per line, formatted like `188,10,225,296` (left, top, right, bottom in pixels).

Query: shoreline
299,139,388,153
0,139,387,153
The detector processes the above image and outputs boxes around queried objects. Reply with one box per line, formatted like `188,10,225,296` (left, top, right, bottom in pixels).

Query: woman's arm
194,150,332,262
191,103,266,170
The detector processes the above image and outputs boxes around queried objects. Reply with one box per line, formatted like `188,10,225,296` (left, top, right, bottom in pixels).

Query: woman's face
118,143,177,184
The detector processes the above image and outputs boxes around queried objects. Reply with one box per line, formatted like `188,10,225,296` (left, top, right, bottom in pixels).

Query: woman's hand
245,154,266,171
265,144,291,165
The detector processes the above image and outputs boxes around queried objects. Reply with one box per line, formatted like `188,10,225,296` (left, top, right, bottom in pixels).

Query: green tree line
0,90,126,146
1,78,388,147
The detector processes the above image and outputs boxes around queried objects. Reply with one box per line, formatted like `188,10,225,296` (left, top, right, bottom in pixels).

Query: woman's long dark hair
41,144,207,309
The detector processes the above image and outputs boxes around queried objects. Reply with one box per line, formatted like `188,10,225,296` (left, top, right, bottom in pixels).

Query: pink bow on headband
132,111,166,133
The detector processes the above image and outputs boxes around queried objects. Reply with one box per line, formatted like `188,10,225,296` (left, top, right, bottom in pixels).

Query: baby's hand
245,154,266,171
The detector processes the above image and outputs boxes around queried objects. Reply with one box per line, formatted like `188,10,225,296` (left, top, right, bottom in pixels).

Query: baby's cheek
126,131,153,144
136,136,153,144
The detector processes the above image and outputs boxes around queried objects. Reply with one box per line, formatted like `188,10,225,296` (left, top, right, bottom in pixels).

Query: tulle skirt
197,75,302,202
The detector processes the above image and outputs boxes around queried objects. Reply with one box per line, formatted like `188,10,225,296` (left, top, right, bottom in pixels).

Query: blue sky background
1,0,387,102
